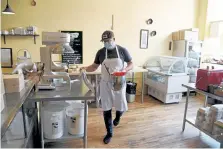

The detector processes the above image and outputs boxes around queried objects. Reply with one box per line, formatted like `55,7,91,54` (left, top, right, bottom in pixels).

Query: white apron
100,46,128,112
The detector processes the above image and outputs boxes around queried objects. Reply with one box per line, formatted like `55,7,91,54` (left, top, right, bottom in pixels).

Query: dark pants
103,109,123,135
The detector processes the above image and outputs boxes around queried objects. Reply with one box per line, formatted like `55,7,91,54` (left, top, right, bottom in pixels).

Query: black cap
101,30,115,41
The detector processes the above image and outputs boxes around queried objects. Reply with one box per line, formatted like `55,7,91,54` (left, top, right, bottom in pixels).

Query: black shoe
103,133,112,144
113,111,123,126
113,118,120,126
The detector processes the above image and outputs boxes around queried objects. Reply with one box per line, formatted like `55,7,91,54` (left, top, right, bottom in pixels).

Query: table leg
132,72,134,82
204,95,208,107
39,101,44,148
84,99,88,148
141,72,144,103
182,88,189,131
21,105,27,138
95,74,99,108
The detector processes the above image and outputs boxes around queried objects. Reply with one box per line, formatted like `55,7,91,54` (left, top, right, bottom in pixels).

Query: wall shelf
1,34,40,44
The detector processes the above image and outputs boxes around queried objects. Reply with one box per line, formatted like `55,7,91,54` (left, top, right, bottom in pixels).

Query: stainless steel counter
1,81,35,138
28,79,95,102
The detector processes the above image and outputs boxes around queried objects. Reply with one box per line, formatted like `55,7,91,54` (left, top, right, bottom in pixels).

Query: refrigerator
172,40,203,83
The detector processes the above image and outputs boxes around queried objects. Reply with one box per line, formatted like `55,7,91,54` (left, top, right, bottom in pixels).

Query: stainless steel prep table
182,83,223,148
28,79,95,148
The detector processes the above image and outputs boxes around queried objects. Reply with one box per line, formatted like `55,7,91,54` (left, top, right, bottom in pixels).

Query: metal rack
182,83,223,148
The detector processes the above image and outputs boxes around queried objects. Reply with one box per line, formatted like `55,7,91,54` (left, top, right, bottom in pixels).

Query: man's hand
80,67,87,72
80,63,99,72
123,61,133,72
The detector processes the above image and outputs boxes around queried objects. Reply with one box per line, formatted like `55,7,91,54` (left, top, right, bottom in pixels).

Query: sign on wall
61,31,83,64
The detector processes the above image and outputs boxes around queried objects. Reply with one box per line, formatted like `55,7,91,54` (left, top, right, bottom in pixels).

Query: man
81,30,133,144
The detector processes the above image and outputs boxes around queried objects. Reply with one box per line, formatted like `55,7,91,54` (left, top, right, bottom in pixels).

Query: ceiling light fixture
2,0,15,15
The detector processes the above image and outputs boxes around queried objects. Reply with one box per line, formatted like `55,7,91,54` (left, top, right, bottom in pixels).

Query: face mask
104,42,116,50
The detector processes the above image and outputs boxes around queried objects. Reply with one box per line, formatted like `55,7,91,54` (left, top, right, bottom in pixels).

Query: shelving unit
1,34,39,44
186,118,223,143
44,126,84,143
182,83,223,148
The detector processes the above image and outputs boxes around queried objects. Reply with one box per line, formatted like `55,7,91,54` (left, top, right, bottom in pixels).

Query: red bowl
112,71,126,76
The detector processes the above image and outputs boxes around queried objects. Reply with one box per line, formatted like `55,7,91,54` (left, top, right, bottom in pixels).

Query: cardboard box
3,74,25,93
172,28,199,41
172,31,180,41
179,30,199,41
179,28,199,41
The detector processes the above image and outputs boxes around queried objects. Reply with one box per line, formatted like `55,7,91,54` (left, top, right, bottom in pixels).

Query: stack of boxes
196,105,223,136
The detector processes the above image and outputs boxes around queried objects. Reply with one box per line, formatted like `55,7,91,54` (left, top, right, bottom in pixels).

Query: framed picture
140,29,149,49
1,48,13,68
60,31,83,64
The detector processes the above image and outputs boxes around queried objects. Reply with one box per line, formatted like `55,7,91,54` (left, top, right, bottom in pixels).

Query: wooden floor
46,95,220,148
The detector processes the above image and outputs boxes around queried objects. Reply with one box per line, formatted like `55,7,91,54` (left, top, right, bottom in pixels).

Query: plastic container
126,81,137,103
43,104,65,139
66,103,87,135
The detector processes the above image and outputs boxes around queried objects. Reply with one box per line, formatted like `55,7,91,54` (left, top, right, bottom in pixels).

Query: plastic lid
112,72,126,76
44,102,70,112
44,104,65,112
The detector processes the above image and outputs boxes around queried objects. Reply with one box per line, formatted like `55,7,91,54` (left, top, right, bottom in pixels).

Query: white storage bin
43,104,65,139
66,103,88,135
212,120,223,135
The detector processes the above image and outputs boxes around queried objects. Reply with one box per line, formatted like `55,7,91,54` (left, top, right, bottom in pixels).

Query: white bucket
43,104,65,139
66,103,87,135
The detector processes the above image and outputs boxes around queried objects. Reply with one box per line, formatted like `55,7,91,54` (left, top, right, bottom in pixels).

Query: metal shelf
186,118,223,143
44,133,83,143
182,84,223,101
1,81,35,138
1,34,39,44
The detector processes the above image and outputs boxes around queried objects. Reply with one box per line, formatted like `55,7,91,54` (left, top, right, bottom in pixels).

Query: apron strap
105,49,108,59
116,46,120,58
